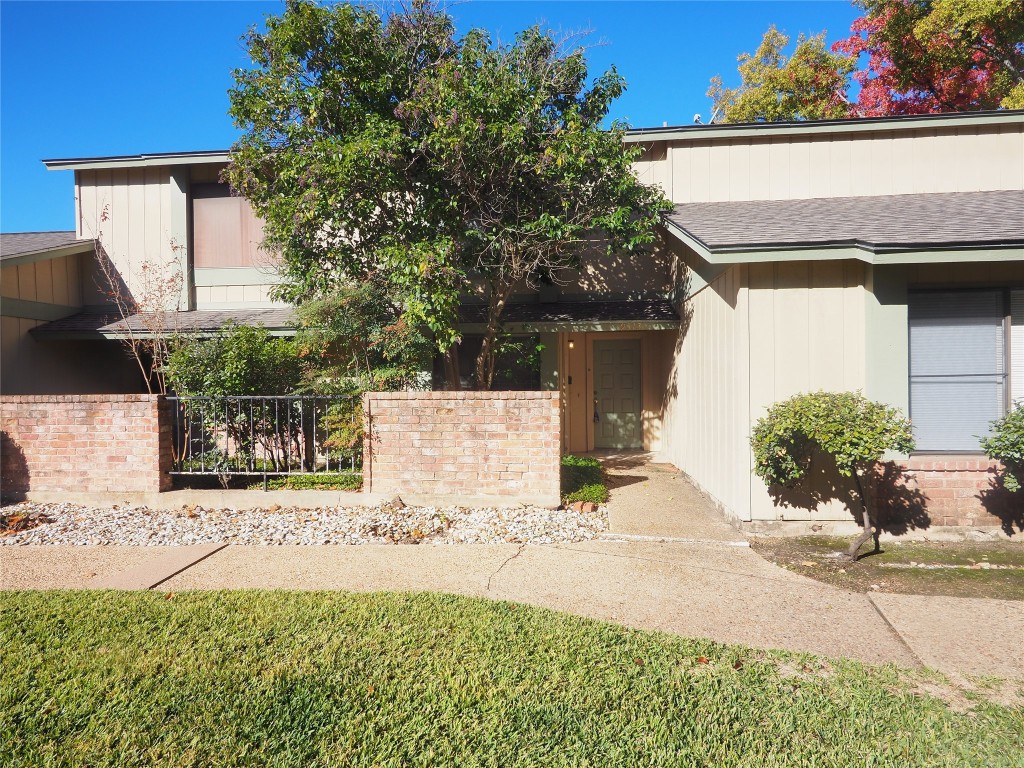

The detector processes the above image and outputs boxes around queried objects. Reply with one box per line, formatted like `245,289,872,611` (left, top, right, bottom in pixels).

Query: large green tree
708,26,855,123
227,0,668,390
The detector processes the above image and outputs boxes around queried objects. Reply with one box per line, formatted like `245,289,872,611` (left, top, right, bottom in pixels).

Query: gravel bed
0,500,607,546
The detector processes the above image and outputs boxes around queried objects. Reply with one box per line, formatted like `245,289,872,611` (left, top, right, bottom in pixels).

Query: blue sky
0,1,861,232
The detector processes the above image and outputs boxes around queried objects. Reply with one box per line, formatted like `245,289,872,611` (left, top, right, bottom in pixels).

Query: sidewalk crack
487,544,526,592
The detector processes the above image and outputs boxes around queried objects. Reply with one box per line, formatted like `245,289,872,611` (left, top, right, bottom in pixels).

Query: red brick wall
364,391,561,504
1,395,172,495
900,455,1009,527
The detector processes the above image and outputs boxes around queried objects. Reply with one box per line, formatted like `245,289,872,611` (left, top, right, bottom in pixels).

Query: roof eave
625,110,1024,143
43,151,231,171
0,239,96,267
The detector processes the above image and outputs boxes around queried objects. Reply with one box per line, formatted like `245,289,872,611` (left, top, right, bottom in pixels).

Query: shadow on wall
978,479,1024,536
0,431,29,502
767,449,932,536
660,237,695,412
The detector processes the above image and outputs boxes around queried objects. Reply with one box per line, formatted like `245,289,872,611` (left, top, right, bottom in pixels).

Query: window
908,289,1022,453
191,183,269,269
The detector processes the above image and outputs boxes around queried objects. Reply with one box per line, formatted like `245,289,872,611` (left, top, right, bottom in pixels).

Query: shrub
750,391,915,560
563,484,609,506
981,404,1024,492
248,473,363,491
561,455,608,505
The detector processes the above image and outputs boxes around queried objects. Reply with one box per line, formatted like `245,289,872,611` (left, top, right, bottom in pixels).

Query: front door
593,339,642,449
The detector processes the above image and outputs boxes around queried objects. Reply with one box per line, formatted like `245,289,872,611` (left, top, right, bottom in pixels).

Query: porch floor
585,451,745,543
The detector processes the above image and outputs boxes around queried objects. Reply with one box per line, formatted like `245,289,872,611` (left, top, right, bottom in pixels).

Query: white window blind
909,290,1005,452
1012,290,1024,406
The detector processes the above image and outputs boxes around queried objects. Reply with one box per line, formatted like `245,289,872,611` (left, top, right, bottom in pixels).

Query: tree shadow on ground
767,449,931,549
604,474,647,490
0,431,29,504
978,478,1024,536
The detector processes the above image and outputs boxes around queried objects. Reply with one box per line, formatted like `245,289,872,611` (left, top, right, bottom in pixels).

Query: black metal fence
166,395,362,486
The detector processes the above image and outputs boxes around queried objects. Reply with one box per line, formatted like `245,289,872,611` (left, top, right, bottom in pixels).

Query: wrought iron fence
166,395,362,487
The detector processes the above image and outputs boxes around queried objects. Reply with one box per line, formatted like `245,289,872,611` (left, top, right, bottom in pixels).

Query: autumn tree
835,0,1024,115
708,25,855,123
226,0,668,390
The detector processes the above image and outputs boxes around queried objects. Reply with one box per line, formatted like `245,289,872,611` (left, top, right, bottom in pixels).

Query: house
2,109,1022,527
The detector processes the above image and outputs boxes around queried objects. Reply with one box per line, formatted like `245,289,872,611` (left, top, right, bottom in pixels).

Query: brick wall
900,455,1012,528
364,391,561,505
1,395,172,495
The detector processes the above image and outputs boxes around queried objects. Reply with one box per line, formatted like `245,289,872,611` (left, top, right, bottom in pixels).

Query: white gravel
0,500,607,546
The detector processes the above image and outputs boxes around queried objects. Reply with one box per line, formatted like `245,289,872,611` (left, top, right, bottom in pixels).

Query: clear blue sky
0,1,860,233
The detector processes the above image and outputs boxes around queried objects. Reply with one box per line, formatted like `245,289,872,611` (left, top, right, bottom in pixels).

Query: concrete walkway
2,457,1021,683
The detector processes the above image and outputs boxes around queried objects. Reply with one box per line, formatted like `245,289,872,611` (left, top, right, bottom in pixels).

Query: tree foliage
165,323,303,398
751,391,915,560
708,26,855,123
226,0,669,390
294,277,433,393
710,1,1024,123
980,404,1024,493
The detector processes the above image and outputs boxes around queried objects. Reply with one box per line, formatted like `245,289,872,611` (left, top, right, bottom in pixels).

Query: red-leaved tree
834,0,1024,116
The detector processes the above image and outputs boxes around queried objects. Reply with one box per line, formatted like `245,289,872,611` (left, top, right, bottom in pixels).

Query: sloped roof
32,308,296,338
0,231,88,261
665,191,1024,254
459,300,678,328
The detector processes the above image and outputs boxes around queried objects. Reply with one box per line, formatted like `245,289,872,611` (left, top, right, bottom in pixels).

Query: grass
247,473,363,491
561,455,609,505
750,535,1024,600
2,591,1022,767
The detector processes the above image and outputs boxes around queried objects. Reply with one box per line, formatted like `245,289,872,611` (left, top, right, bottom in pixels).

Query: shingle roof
459,300,678,325
33,308,296,337
665,190,1024,253
0,231,87,260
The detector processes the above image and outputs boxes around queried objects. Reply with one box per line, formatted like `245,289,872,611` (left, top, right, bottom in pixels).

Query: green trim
194,267,283,287
624,110,1023,143
460,320,678,333
193,301,287,310
44,151,230,171
0,240,95,268
1,298,80,321
661,218,1024,265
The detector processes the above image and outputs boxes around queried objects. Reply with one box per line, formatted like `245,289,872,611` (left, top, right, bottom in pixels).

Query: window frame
906,285,1017,455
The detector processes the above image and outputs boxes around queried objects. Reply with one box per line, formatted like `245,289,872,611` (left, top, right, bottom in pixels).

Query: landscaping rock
0,500,607,547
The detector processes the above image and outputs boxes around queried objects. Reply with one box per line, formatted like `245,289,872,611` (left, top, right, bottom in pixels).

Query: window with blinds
908,290,1007,453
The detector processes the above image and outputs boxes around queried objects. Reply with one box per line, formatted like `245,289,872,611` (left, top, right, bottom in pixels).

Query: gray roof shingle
0,231,89,260
458,300,678,325
665,190,1024,253
33,308,296,337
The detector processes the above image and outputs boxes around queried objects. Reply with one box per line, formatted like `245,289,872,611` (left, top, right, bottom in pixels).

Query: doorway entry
593,338,642,449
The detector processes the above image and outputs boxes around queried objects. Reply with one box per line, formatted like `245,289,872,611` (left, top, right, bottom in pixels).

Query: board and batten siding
660,263,751,519
634,124,1024,203
76,167,187,310
663,256,869,522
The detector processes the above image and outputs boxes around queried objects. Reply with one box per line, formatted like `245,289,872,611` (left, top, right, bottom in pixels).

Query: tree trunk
474,287,510,391
846,469,876,561
442,344,462,391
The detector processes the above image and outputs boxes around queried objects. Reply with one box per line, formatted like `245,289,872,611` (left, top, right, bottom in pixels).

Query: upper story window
908,289,1022,453
191,183,268,269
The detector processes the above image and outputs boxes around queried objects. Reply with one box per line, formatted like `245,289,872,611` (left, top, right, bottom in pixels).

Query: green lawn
2,592,1020,767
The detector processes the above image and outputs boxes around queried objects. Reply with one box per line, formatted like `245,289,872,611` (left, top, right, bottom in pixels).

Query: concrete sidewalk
4,540,1021,681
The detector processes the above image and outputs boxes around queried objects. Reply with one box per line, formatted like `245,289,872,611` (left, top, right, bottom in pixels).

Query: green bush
563,484,609,505
561,455,608,505
750,391,915,560
981,404,1024,492
751,391,914,488
247,473,363,491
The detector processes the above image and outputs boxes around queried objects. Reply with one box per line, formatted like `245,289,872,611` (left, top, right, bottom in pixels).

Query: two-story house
2,109,1022,526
